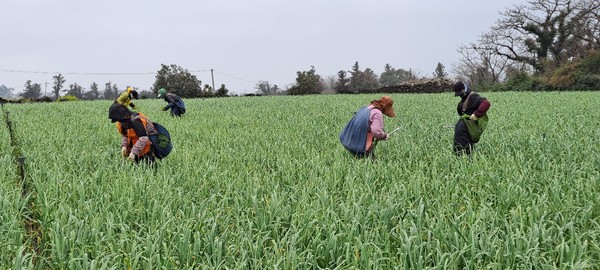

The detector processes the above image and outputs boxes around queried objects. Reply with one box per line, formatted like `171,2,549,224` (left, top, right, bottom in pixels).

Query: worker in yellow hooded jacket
115,87,140,110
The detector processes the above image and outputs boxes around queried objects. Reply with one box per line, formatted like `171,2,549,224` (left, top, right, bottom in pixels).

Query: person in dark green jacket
452,81,491,155
157,88,186,117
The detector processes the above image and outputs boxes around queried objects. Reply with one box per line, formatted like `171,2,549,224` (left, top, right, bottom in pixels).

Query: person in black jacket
452,81,491,155
157,88,186,117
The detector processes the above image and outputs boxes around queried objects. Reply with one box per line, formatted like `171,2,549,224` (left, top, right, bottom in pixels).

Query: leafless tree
455,42,511,87
322,75,336,94
567,0,600,57
255,81,273,95
473,0,599,74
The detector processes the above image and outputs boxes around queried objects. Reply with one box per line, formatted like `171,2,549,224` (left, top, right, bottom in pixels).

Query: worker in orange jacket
108,103,157,163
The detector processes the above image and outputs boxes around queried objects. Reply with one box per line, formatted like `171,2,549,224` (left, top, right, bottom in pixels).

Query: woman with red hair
340,96,397,159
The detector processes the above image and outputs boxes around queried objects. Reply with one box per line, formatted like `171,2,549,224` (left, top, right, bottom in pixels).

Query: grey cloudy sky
1,0,527,95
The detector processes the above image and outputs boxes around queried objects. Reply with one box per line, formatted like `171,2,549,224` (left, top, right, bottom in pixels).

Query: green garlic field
1,92,599,269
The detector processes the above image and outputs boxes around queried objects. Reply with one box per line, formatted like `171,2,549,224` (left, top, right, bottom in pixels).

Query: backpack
149,122,173,159
339,106,371,155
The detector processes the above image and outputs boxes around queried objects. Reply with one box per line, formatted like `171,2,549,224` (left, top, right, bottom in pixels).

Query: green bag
461,114,488,143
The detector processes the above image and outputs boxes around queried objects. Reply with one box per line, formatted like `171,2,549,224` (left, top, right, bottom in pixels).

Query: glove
121,147,128,157
130,103,136,110
384,133,390,141
469,114,478,120
128,152,136,161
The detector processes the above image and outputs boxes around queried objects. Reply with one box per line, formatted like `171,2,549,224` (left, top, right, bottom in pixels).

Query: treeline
3,64,231,101
275,49,599,96
255,62,451,96
278,0,600,95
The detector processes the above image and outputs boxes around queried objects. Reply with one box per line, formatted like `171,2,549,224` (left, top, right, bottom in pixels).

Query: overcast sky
1,0,527,95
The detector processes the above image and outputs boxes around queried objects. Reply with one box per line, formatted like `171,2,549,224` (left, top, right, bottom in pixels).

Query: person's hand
128,152,136,161
121,147,128,157
384,133,390,141
469,114,478,120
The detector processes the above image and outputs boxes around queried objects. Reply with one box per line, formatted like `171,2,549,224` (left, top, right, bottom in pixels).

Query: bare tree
322,75,336,94
456,42,511,86
477,0,600,73
255,81,275,95
567,0,600,57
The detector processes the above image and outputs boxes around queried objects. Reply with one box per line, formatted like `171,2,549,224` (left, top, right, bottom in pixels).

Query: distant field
1,92,599,269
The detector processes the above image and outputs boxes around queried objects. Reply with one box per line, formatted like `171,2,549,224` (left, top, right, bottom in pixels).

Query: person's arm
473,99,490,117
164,102,175,110
120,133,130,157
129,120,149,156
469,99,491,120
166,94,176,104
162,94,176,110
121,135,129,148
369,110,388,140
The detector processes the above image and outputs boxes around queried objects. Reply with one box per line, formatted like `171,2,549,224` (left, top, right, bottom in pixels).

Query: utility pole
44,82,48,97
211,69,215,92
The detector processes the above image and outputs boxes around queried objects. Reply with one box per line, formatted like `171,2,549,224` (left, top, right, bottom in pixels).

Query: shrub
573,74,600,90
501,72,539,91
547,51,600,90
57,95,78,102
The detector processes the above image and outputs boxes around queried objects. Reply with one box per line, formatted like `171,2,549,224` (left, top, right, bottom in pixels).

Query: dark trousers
170,106,184,117
454,120,473,155
135,155,155,164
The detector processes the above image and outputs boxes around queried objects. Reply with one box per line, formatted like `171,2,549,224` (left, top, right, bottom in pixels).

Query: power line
212,70,256,84
0,68,258,92
0,69,54,74
0,69,155,75
0,68,256,84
